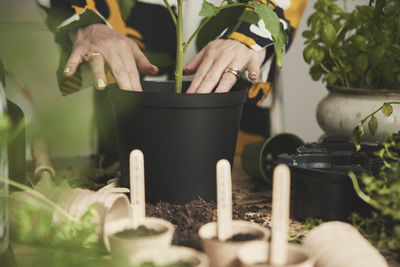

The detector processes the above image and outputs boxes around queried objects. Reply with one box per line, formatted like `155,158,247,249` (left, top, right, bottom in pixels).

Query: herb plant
161,0,288,93
348,133,400,251
303,0,400,89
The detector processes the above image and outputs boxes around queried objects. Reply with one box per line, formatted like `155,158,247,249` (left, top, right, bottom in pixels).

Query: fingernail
64,67,70,74
97,78,106,89
151,64,158,70
250,71,257,77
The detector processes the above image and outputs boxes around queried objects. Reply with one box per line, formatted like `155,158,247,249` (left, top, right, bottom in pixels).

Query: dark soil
138,261,193,267
114,225,166,238
226,232,264,242
146,199,270,250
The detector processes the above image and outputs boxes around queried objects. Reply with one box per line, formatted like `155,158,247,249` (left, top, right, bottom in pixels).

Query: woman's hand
183,39,266,94
63,23,158,91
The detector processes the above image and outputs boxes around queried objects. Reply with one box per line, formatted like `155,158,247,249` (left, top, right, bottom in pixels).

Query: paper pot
125,246,209,267
303,221,387,267
198,220,269,267
107,217,175,259
238,241,314,267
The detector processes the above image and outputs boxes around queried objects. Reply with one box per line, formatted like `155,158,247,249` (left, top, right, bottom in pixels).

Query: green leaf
199,0,220,17
355,53,369,75
251,2,288,67
382,103,393,117
0,59,5,86
116,0,136,20
320,23,336,47
302,30,314,39
310,65,323,80
352,123,365,151
303,45,315,64
370,45,386,67
325,72,337,86
313,46,325,64
368,115,378,136
239,10,260,25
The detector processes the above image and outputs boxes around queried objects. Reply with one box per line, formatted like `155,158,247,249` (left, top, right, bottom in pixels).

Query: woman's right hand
63,23,158,91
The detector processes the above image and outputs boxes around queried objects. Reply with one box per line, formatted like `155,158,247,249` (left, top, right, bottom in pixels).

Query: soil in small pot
211,232,264,242
114,225,167,238
137,261,193,267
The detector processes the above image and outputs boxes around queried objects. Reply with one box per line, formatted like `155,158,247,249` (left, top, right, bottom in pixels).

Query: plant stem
360,101,400,124
162,0,177,25
328,48,347,87
320,63,331,73
174,0,184,93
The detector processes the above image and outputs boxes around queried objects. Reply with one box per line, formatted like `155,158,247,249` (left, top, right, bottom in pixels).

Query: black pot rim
327,85,400,96
106,81,249,109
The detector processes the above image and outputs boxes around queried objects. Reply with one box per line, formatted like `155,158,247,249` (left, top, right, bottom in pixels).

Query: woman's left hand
183,39,266,94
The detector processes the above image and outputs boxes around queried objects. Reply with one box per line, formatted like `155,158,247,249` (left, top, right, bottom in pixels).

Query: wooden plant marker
216,159,233,241
270,164,291,265
129,149,146,229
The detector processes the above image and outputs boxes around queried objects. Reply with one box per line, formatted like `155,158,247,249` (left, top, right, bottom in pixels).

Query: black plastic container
108,81,248,204
277,137,375,221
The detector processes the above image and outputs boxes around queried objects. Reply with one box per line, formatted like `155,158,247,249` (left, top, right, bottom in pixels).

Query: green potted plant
107,0,288,204
302,0,400,141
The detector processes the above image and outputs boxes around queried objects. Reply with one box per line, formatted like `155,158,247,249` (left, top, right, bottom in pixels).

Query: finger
246,58,261,81
215,61,246,93
64,46,86,77
88,53,107,90
195,58,234,94
102,49,132,91
131,44,158,75
186,55,214,94
119,48,142,91
183,48,205,75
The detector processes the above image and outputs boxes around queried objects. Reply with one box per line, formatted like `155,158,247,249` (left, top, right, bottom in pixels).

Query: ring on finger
223,67,241,79
86,51,103,61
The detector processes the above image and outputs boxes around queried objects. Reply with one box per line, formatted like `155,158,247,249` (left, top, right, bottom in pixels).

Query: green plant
348,132,400,251
351,102,400,150
303,0,400,89
161,0,288,93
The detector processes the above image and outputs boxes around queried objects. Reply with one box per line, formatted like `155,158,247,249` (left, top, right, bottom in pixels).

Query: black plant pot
107,81,248,204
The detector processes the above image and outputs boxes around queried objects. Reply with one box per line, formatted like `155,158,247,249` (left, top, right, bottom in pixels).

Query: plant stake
129,149,146,228
217,159,233,241
270,164,290,265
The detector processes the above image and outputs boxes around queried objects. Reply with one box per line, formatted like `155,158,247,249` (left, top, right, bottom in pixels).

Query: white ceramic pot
126,246,209,267
303,221,387,267
316,87,400,141
237,241,314,267
198,220,270,267
108,217,175,259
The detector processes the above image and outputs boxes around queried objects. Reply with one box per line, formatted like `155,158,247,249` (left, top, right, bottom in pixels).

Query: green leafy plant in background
303,0,400,89
161,0,288,93
348,133,400,252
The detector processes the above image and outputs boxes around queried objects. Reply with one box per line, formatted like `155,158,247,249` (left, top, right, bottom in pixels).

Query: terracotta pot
126,246,209,267
317,86,400,141
198,220,269,267
107,217,175,258
237,241,314,267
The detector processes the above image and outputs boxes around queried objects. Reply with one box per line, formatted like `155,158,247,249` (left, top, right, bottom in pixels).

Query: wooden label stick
129,149,146,228
216,159,233,241
270,164,291,265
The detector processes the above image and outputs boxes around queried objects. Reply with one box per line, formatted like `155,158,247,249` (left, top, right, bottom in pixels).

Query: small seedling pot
107,217,175,259
126,246,209,267
238,241,314,267
241,133,304,184
198,220,269,267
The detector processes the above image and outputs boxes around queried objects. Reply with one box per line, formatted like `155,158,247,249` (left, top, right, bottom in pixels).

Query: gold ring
86,51,102,61
224,67,241,79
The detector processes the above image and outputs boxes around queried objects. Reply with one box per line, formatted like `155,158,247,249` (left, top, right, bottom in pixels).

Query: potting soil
114,225,167,238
